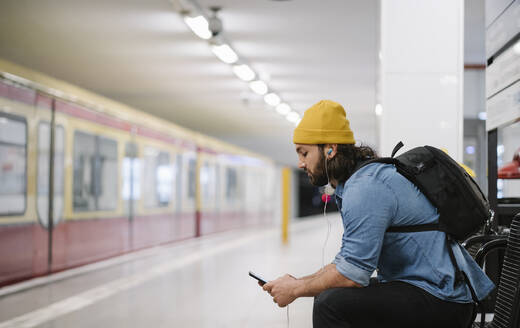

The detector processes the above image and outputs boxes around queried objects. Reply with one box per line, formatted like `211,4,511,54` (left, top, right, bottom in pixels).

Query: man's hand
262,274,301,307
260,265,361,307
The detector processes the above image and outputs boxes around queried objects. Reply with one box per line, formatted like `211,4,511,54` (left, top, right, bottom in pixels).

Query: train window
97,136,118,210
175,153,182,212
143,147,173,208
156,152,172,206
37,122,65,227
0,114,26,215
200,162,215,202
187,158,197,199
73,131,118,212
215,164,220,206
122,143,141,201
226,167,238,200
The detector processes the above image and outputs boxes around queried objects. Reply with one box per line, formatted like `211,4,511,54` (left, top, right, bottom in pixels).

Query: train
0,60,280,287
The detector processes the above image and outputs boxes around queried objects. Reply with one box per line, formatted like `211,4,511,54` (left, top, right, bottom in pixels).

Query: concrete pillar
378,0,465,161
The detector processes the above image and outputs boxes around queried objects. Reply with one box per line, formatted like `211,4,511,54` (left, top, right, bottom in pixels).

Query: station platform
0,214,343,328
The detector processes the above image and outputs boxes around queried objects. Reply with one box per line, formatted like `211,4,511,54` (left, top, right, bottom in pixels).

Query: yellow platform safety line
282,167,291,244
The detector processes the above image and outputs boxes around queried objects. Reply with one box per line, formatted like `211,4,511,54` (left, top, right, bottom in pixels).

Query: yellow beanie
293,100,355,144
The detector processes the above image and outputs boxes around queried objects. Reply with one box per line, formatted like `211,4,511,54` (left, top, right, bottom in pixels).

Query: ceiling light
211,44,238,64
375,104,383,116
184,15,212,40
232,64,255,81
264,93,281,106
249,80,268,95
286,111,300,123
478,112,487,120
376,104,383,116
276,103,291,115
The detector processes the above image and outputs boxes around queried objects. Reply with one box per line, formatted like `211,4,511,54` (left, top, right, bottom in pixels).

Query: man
262,100,494,328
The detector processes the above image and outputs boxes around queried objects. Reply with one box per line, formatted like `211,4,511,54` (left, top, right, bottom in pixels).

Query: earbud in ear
327,148,333,155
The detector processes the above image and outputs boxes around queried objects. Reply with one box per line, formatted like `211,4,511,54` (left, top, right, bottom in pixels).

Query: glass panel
156,151,173,206
187,158,197,200
97,137,118,211
143,147,173,208
226,167,238,200
73,131,118,211
0,116,25,145
201,162,216,203
215,164,220,210
0,114,26,215
37,122,65,227
122,143,140,202
175,153,182,213
201,162,209,201
73,131,96,211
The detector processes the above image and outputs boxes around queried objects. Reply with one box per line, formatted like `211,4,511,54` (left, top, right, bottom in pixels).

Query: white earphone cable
287,305,290,327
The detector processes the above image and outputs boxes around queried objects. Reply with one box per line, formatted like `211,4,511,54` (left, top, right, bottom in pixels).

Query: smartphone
249,271,267,286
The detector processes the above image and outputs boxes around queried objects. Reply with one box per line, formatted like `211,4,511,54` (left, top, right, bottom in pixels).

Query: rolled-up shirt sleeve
333,253,373,286
332,173,398,287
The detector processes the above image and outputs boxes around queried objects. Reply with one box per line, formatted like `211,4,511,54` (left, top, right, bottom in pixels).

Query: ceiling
0,0,483,166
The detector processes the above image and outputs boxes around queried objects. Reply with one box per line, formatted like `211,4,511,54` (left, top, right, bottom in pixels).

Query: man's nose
298,161,306,169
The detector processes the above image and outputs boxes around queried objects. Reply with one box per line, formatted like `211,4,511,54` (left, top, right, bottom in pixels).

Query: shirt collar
334,181,345,199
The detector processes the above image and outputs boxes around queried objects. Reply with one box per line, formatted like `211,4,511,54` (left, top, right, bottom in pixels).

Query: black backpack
360,141,491,241
359,142,492,302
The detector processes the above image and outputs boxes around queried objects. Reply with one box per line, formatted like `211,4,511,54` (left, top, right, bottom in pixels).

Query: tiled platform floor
0,214,344,328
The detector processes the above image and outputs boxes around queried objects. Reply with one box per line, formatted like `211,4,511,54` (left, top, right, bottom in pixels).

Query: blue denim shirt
332,163,495,302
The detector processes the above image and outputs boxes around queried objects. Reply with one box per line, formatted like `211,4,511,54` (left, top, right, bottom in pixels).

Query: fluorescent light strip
286,111,300,124
181,7,297,126
249,80,268,95
232,64,255,82
264,93,281,107
184,15,212,40
211,44,238,64
276,103,291,115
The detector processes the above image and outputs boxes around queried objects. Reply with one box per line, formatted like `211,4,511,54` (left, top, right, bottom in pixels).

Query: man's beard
306,153,328,186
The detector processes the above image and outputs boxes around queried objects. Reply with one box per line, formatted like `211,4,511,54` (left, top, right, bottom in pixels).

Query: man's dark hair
318,144,378,184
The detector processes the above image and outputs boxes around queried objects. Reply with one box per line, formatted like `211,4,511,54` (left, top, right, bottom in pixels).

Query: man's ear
325,144,338,159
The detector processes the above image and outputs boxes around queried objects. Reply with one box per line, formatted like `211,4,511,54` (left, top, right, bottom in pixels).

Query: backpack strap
386,223,440,233
355,157,398,172
445,234,466,286
446,235,481,305
355,141,405,174
391,141,404,158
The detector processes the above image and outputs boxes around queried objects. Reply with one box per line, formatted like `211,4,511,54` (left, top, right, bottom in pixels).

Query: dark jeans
313,280,475,328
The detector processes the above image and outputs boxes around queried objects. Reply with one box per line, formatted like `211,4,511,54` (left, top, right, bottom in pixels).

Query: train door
0,83,58,285
178,150,197,238
37,113,66,273
37,122,65,229
199,155,218,234
133,145,175,248
223,163,239,230
123,141,139,248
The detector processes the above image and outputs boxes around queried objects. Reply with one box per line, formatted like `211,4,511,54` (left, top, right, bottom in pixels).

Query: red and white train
0,62,279,287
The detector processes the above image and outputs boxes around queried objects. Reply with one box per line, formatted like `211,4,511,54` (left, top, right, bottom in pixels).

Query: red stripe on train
0,80,197,149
